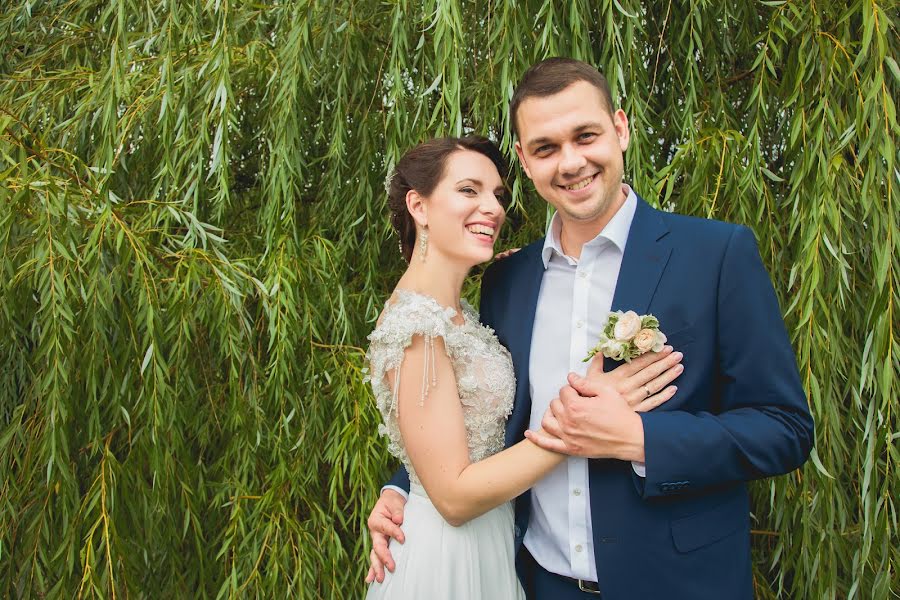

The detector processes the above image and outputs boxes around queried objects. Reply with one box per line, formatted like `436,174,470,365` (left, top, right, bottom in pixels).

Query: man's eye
578,133,597,141
535,146,553,155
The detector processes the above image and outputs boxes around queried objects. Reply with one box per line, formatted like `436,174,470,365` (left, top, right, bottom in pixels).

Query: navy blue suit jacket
389,196,814,599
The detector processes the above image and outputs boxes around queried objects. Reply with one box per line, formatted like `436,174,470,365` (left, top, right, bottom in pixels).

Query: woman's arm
394,334,564,527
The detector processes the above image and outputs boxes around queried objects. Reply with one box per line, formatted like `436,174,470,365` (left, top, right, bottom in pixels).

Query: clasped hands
364,346,683,583
524,345,683,462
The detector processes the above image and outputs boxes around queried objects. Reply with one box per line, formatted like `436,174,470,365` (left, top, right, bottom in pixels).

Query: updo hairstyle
386,136,509,263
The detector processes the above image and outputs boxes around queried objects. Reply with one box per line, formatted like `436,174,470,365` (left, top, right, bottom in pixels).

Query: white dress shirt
384,187,644,582
523,186,640,582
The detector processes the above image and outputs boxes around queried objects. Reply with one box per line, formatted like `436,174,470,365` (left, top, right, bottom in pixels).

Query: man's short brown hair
509,58,615,139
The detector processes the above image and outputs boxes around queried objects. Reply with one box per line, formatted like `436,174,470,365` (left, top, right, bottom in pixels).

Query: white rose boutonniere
613,310,642,341
584,311,667,363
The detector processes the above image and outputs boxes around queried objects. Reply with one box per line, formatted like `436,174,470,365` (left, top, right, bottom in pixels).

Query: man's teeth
466,224,495,237
566,175,595,191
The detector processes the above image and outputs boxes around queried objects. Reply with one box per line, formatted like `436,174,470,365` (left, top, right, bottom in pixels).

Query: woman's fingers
626,351,683,388
634,385,678,412
623,360,683,407
613,346,673,378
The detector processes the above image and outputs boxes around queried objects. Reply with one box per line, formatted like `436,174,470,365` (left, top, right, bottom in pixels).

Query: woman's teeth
466,224,495,238
566,175,595,191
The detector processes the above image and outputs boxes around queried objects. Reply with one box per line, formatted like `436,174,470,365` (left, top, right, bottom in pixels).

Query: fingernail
675,364,684,372
673,352,683,360
670,386,678,393
664,345,673,353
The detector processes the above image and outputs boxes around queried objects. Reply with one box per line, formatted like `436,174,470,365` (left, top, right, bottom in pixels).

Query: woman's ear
405,189,428,228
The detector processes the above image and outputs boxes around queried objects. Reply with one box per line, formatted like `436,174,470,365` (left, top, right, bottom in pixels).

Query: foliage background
0,0,897,597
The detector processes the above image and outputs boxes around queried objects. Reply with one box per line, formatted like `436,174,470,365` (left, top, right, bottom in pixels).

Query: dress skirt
365,490,525,599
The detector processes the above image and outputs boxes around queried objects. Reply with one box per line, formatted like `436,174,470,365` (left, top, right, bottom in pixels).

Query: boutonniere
583,310,667,363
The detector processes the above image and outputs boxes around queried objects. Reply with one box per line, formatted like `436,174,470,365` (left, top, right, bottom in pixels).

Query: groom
366,58,814,599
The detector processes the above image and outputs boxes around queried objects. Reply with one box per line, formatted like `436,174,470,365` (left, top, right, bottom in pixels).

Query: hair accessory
383,164,396,194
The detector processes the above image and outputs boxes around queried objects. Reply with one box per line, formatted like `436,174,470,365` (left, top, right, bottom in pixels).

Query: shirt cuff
631,461,646,478
381,485,409,500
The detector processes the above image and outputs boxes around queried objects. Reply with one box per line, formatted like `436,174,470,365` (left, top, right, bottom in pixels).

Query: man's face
514,81,630,227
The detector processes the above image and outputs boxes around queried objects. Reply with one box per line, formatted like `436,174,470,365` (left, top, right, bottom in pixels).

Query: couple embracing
361,58,814,599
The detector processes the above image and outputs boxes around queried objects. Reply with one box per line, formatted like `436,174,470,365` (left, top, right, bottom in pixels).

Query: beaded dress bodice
365,290,516,491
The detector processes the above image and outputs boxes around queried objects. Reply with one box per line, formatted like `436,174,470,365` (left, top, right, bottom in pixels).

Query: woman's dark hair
387,136,509,263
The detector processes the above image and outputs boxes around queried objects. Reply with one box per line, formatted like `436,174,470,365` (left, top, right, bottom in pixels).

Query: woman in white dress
364,137,679,599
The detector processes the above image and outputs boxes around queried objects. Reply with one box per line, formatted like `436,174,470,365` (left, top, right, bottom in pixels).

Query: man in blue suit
366,58,814,599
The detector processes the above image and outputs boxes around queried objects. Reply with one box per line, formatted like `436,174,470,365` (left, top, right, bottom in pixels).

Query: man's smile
559,172,599,193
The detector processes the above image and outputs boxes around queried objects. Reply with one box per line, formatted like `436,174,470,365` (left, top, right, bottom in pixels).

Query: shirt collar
541,184,638,268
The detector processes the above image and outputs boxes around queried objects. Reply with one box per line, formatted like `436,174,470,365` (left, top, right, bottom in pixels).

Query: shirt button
575,544,583,552
576,320,583,328
573,488,581,496
579,272,587,279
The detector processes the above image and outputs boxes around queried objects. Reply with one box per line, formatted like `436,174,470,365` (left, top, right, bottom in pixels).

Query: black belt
520,546,603,597
557,573,602,595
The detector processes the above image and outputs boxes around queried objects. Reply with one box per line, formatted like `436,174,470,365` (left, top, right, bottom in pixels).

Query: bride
364,136,679,598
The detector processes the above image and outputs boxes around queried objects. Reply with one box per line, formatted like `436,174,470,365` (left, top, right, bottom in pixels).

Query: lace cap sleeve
366,292,456,414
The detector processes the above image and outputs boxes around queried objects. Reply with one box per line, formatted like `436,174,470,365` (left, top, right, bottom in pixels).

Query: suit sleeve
386,467,410,492
636,225,814,498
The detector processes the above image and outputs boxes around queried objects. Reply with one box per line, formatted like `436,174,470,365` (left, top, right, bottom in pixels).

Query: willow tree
0,0,896,598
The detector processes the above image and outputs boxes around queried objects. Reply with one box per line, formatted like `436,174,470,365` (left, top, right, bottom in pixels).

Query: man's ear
405,189,428,228
613,109,631,153
514,141,533,180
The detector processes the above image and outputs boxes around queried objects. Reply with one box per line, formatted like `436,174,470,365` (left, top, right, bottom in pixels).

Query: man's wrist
381,485,409,501
619,412,645,462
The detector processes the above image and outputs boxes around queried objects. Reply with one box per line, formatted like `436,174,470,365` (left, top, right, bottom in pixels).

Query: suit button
515,526,521,537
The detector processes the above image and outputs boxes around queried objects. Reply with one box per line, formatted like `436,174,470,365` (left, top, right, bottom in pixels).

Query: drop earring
419,227,428,262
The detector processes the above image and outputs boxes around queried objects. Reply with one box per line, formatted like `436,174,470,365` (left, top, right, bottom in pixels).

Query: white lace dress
364,290,524,600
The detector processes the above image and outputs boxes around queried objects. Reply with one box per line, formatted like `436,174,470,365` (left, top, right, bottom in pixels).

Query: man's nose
558,144,586,174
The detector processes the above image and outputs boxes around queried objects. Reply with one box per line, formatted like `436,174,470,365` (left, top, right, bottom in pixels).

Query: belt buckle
578,579,602,595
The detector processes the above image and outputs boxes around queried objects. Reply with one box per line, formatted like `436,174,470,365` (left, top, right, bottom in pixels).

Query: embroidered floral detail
365,290,515,490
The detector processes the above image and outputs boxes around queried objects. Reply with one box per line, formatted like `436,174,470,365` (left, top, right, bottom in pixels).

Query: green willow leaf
0,1,895,598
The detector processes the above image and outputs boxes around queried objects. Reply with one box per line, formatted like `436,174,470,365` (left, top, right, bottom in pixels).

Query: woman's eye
460,187,476,195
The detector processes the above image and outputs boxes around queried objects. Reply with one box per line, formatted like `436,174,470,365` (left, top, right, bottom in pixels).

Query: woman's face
420,150,507,268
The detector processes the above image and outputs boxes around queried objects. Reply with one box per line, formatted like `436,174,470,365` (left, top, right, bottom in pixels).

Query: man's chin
560,203,608,224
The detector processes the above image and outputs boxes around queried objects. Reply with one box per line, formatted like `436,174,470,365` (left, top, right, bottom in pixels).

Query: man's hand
493,247,521,260
364,489,407,583
584,345,683,411
525,374,646,461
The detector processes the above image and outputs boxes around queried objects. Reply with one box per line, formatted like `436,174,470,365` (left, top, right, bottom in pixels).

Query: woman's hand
583,345,683,412
523,347,684,460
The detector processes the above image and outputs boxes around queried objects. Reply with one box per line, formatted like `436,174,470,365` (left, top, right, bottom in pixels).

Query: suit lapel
610,197,672,317
504,198,672,442
504,241,545,448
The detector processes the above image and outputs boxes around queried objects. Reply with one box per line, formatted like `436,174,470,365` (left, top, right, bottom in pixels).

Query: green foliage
0,0,896,597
